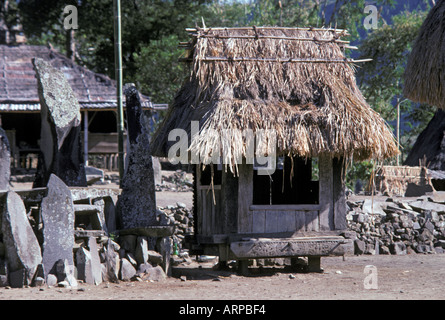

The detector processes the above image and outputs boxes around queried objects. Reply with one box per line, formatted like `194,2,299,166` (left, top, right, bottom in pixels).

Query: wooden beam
333,157,347,230
318,154,334,231
83,110,89,166
237,164,253,233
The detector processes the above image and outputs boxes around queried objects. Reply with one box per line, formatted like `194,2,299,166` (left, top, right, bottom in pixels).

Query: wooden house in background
0,44,166,171
152,26,399,272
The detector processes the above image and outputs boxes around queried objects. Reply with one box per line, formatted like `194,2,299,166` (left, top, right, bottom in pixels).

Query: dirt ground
6,176,445,301
1,254,445,300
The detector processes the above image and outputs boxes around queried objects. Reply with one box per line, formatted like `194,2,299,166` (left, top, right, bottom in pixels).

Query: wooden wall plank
333,157,347,230
265,210,279,233
283,211,296,232
295,211,306,232
252,210,266,233
238,164,254,233
221,169,238,234
318,154,334,231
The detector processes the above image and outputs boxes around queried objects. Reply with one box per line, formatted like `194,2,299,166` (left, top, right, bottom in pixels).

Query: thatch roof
151,27,398,168
404,0,445,108
404,109,445,170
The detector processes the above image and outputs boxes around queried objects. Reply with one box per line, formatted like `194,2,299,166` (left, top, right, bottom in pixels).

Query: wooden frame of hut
152,26,398,272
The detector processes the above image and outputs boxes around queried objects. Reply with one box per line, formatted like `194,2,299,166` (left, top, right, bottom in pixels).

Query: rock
152,156,162,185
57,281,71,288
118,235,137,255
85,166,104,185
135,236,149,265
1,191,42,287
362,199,386,215
0,127,10,190
147,250,163,266
140,265,166,282
0,275,7,287
158,237,172,276
427,191,445,204
40,174,75,279
76,247,91,283
34,277,45,287
177,202,187,209
409,200,445,214
354,239,366,255
102,239,120,283
32,58,87,187
46,274,58,287
55,259,78,288
116,84,156,229
137,262,153,274
119,258,136,281
87,237,103,285
390,241,407,255
9,269,26,288
125,253,138,268
424,220,435,233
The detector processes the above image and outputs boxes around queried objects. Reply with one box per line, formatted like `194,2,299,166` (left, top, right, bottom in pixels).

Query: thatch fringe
404,0,445,108
151,27,398,168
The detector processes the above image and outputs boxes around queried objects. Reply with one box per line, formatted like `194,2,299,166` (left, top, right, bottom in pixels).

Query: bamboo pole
113,0,125,185
179,57,372,64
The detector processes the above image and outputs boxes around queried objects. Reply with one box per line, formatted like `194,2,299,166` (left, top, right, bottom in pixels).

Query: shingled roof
0,44,154,112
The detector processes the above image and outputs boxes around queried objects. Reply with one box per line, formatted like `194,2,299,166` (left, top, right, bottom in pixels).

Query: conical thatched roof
151,27,398,168
404,109,445,170
404,0,445,108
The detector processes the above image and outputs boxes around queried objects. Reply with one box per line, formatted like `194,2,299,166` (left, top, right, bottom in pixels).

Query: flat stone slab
40,174,75,278
117,226,175,237
1,191,42,286
408,200,445,214
230,236,352,259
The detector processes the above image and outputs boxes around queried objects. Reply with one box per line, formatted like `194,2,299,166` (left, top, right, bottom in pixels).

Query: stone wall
347,193,445,255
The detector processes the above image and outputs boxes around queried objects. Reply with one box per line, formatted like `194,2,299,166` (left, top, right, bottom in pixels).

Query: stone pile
156,170,193,192
347,192,445,255
157,202,194,255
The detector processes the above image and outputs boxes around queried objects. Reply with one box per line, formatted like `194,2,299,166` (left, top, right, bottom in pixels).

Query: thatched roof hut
152,27,398,169
404,0,445,108
404,109,445,170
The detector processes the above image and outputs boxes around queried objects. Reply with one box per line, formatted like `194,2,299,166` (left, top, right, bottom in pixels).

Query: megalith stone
1,191,42,287
0,128,11,190
88,237,103,285
119,258,136,281
40,174,75,279
102,239,120,283
134,236,149,265
116,84,156,229
77,237,102,285
55,258,77,288
32,58,86,188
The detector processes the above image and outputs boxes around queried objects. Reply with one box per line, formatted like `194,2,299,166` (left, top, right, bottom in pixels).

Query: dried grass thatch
404,0,445,108
375,165,432,197
151,27,398,169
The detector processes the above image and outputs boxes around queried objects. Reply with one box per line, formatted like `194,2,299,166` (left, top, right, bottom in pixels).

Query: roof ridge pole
113,0,125,186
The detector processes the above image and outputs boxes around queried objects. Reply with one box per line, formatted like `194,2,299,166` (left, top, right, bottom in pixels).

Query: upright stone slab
102,239,120,283
0,128,10,190
40,174,75,279
32,58,86,188
1,191,42,287
117,85,156,229
86,237,102,285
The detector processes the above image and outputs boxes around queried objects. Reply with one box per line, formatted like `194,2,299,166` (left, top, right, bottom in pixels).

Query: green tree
357,8,434,163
